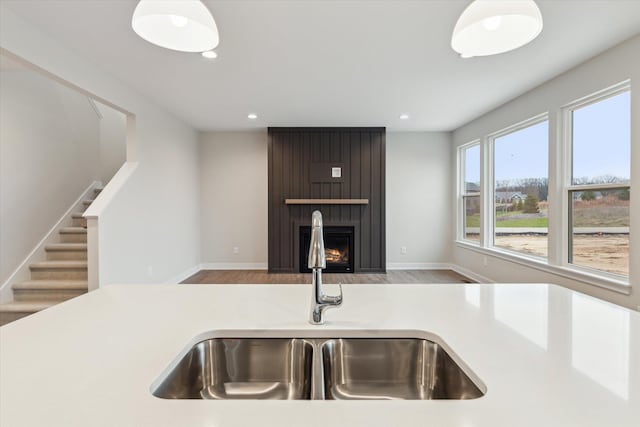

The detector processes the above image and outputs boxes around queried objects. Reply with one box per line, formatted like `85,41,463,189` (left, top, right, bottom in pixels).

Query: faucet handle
323,282,343,305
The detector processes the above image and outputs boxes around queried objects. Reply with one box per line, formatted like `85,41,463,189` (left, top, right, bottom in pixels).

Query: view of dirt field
495,234,629,276
467,195,630,276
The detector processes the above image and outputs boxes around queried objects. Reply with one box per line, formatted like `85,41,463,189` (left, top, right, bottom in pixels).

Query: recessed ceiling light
399,114,410,120
132,0,220,53
201,50,218,59
247,113,258,120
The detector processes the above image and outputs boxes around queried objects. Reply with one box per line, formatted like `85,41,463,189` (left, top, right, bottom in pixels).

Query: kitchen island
1,283,638,426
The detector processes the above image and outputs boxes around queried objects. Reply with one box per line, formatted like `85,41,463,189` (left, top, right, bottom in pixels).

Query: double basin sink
151,331,485,400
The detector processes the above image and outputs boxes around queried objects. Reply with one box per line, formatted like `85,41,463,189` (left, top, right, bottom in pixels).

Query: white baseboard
386,263,452,270
0,181,102,303
449,264,493,284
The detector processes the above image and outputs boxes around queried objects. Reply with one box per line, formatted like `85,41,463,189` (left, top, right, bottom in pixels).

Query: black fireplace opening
299,226,354,273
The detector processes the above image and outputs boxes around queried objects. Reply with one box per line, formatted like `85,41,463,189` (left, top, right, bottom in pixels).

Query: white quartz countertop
1,283,639,426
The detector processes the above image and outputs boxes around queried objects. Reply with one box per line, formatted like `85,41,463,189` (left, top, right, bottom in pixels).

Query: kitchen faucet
308,210,343,325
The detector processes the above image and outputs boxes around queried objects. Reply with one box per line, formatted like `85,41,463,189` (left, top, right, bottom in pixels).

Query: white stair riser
60,233,87,243
31,269,88,280
46,250,87,261
13,289,86,302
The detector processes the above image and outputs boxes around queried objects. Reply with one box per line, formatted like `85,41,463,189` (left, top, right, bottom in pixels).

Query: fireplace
299,226,354,273
268,127,385,273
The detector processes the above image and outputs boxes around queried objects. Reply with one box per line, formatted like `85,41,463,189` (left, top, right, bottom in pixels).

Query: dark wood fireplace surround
268,127,386,273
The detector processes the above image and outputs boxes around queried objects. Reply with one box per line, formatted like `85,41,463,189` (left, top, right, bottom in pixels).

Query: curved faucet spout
308,210,343,325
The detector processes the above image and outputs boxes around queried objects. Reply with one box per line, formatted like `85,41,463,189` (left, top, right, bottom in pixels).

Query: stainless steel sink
152,333,485,400
152,338,313,399
321,338,484,400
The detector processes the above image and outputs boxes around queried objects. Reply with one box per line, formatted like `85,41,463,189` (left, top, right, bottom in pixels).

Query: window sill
454,240,631,295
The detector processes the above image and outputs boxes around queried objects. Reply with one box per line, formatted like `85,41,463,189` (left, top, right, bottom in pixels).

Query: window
456,81,632,289
492,118,549,258
460,143,480,242
567,88,630,277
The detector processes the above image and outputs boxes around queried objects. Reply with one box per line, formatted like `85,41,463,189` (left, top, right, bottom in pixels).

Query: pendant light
132,0,219,52
451,0,543,58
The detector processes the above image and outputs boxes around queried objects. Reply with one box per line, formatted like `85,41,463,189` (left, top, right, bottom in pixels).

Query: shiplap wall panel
268,127,385,273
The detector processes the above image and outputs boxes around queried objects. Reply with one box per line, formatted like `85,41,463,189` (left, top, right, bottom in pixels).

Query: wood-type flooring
182,269,474,285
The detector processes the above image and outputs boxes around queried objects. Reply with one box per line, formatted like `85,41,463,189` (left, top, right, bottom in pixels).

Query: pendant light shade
451,0,543,58
132,0,219,52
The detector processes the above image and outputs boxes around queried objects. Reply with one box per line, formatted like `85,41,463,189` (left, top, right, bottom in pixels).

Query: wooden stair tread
71,213,86,219
0,301,55,312
13,280,88,290
82,200,94,205
30,261,88,269
59,227,87,234
45,243,87,251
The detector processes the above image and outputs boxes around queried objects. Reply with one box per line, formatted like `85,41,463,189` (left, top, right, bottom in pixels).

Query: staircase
0,188,101,326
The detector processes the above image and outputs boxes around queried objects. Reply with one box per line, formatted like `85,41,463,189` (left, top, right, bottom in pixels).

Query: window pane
570,189,629,276
461,144,480,242
464,145,480,192
493,121,549,257
572,91,630,185
463,195,480,242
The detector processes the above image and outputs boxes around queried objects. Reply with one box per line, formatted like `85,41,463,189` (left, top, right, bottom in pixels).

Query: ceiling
2,0,640,132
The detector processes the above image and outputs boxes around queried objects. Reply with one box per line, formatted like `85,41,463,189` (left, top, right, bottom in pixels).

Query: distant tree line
574,175,630,199
580,188,629,201
572,175,628,186
496,175,629,202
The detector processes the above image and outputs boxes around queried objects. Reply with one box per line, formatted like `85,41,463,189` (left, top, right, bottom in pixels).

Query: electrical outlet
401,246,407,254
147,265,153,276
233,246,239,254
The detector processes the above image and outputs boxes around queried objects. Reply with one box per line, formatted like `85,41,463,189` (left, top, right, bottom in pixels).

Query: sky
464,90,630,185
494,120,548,182
572,91,630,183
465,144,480,185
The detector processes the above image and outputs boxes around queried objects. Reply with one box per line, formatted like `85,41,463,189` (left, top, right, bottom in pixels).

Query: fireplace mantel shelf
285,198,369,205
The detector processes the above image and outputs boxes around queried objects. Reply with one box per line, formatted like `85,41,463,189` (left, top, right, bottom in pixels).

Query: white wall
200,131,268,268
0,8,201,285
386,132,452,268
198,130,453,270
451,35,640,310
96,102,126,184
0,68,101,285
